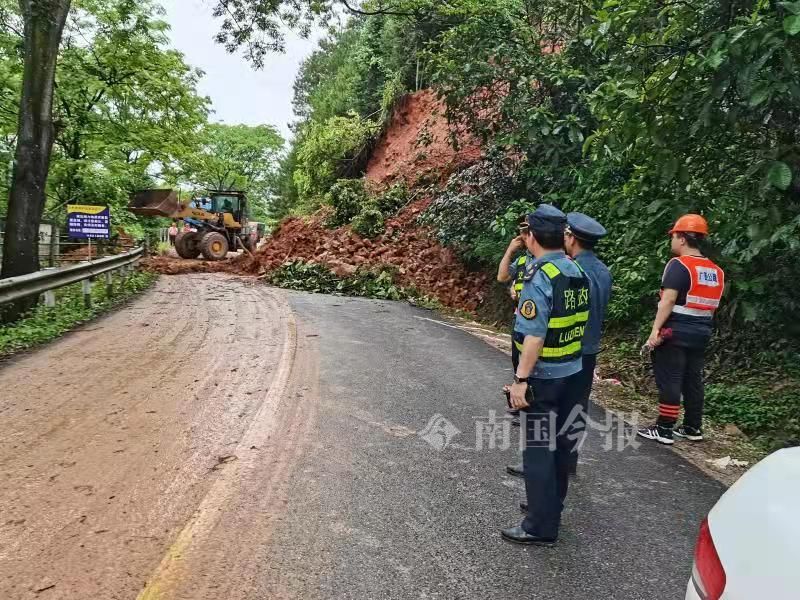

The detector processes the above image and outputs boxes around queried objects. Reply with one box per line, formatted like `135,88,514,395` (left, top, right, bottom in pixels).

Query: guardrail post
104,271,113,297
44,290,56,307
82,278,92,309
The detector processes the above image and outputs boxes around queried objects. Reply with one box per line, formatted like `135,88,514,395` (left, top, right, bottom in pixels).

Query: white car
686,446,800,600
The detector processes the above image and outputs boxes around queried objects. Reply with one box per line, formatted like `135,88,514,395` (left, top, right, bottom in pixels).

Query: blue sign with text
67,205,111,239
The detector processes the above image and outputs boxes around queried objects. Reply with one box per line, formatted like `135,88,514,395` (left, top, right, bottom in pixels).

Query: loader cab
208,191,247,224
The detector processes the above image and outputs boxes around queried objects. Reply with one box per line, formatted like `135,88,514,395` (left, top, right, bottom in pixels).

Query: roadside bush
342,266,404,300
0,271,157,358
351,201,386,238
374,181,410,214
705,383,800,451
264,261,341,293
321,180,410,237
421,151,526,263
325,179,369,226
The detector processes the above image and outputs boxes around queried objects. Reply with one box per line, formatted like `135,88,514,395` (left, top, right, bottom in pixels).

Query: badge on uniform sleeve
520,300,537,320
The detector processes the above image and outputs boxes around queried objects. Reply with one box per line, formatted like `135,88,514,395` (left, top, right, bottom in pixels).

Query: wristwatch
513,375,528,385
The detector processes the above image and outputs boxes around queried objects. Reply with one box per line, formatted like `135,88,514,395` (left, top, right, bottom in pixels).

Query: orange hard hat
669,214,709,235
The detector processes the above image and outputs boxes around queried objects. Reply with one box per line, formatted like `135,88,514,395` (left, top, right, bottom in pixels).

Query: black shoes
637,424,674,445
519,501,527,513
674,425,704,441
500,525,557,546
506,463,524,478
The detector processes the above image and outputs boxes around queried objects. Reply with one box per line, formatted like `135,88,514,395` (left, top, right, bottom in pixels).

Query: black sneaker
674,425,704,441
637,424,674,445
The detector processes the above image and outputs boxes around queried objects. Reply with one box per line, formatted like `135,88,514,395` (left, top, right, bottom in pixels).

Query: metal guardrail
0,247,144,306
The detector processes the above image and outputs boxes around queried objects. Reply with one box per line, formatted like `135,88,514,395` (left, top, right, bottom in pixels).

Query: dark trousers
566,353,596,473
653,343,705,429
521,377,580,539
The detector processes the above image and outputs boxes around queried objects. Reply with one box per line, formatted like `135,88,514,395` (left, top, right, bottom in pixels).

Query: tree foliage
180,122,284,221
267,11,445,219
423,0,800,349
0,0,210,234
293,112,377,209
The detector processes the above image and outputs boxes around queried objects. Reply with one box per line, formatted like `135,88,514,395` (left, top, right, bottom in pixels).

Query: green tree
181,122,284,219
0,0,211,320
47,0,209,233
293,113,377,208
1,0,71,321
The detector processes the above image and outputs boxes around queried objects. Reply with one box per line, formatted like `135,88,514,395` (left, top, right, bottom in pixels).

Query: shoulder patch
541,262,561,279
520,299,537,320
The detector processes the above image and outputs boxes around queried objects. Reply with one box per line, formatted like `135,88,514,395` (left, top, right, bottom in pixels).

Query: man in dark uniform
563,212,612,474
501,205,590,546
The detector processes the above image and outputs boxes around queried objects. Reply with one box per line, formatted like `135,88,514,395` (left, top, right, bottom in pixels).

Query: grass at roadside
0,270,158,358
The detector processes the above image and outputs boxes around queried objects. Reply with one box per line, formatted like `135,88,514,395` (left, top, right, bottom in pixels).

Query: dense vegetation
0,0,283,251
228,0,799,448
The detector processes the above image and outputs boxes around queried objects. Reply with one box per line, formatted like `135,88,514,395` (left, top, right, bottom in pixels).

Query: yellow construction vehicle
129,189,257,260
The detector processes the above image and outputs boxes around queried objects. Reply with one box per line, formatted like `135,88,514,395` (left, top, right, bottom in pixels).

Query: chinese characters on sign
67,205,111,239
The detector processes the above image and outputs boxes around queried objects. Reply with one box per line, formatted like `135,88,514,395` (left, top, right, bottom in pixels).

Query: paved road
0,274,725,599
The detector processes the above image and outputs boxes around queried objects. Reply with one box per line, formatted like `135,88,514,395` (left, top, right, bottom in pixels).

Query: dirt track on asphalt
0,274,312,600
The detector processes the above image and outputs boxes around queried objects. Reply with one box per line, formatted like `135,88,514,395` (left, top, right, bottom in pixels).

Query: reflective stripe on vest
666,256,725,315
514,255,527,292
672,305,713,318
542,341,583,358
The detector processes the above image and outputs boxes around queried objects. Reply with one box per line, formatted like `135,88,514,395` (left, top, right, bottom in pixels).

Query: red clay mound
366,90,482,188
237,200,489,313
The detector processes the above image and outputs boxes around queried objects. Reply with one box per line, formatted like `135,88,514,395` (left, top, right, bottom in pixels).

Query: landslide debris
236,200,489,313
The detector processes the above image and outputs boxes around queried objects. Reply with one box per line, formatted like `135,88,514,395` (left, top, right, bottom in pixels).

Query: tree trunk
0,0,71,322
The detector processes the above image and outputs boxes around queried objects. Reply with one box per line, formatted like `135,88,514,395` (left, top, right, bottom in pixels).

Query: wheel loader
129,189,257,261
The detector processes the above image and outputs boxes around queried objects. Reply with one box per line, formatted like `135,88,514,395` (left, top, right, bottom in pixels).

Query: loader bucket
128,189,180,217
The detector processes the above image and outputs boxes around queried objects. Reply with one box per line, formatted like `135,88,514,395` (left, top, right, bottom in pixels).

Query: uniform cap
526,204,567,236
566,212,607,242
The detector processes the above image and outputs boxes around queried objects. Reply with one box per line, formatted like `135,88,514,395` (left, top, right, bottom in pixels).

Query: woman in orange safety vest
637,214,725,446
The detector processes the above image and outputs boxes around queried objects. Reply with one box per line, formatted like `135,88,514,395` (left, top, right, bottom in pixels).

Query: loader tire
175,231,201,259
200,232,229,261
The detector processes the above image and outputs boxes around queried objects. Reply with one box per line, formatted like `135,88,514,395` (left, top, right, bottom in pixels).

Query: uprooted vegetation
265,261,441,307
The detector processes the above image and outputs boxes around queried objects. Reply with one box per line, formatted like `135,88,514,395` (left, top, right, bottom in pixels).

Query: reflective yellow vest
514,260,590,363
